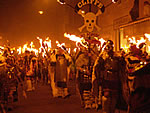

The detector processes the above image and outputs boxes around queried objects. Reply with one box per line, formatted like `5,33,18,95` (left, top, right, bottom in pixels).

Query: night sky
0,0,72,48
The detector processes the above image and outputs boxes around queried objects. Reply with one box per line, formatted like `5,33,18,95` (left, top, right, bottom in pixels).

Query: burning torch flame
128,37,136,44
56,40,68,53
64,33,82,42
22,44,28,53
99,38,106,47
18,42,38,56
43,37,51,51
37,37,47,57
0,46,4,54
144,33,150,41
56,41,65,48
128,36,146,48
56,40,61,47
30,42,34,49
121,45,130,53
73,48,77,53
144,33,150,54
64,33,88,48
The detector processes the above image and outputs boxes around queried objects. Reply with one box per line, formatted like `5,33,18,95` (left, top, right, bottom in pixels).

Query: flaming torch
43,37,52,52
37,37,46,57
145,33,150,41
144,33,150,54
56,40,66,50
64,33,88,48
56,40,72,57
128,36,146,48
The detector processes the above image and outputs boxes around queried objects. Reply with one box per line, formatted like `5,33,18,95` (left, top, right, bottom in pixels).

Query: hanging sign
75,0,105,12
75,0,105,32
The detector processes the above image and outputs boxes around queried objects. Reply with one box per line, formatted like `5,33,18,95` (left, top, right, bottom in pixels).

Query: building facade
64,0,150,52
98,0,150,52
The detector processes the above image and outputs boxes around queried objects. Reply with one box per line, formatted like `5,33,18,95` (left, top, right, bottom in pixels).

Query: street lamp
112,0,119,3
57,0,65,4
38,10,44,15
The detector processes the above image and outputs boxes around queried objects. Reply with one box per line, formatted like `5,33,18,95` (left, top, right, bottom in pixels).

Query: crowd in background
0,39,150,113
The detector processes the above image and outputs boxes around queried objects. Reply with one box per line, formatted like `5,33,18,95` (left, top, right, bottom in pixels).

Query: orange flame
128,36,146,48
73,48,77,53
37,37,52,57
64,33,88,48
0,46,4,54
0,46,4,50
17,46,22,54
17,42,38,56
37,37,46,57
22,43,28,53
144,33,150,54
43,37,51,51
99,38,106,47
121,45,130,53
68,48,71,54
144,33,150,41
56,40,65,48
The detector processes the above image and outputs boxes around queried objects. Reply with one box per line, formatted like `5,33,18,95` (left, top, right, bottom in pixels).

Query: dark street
9,81,100,113
8,81,127,113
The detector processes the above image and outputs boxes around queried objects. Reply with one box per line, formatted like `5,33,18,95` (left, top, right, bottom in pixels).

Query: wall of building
98,0,135,51
63,0,150,51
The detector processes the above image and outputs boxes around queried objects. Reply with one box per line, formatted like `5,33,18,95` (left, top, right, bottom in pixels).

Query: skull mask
84,12,96,32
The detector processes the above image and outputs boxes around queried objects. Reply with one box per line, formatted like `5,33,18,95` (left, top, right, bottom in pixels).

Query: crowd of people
0,39,150,113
